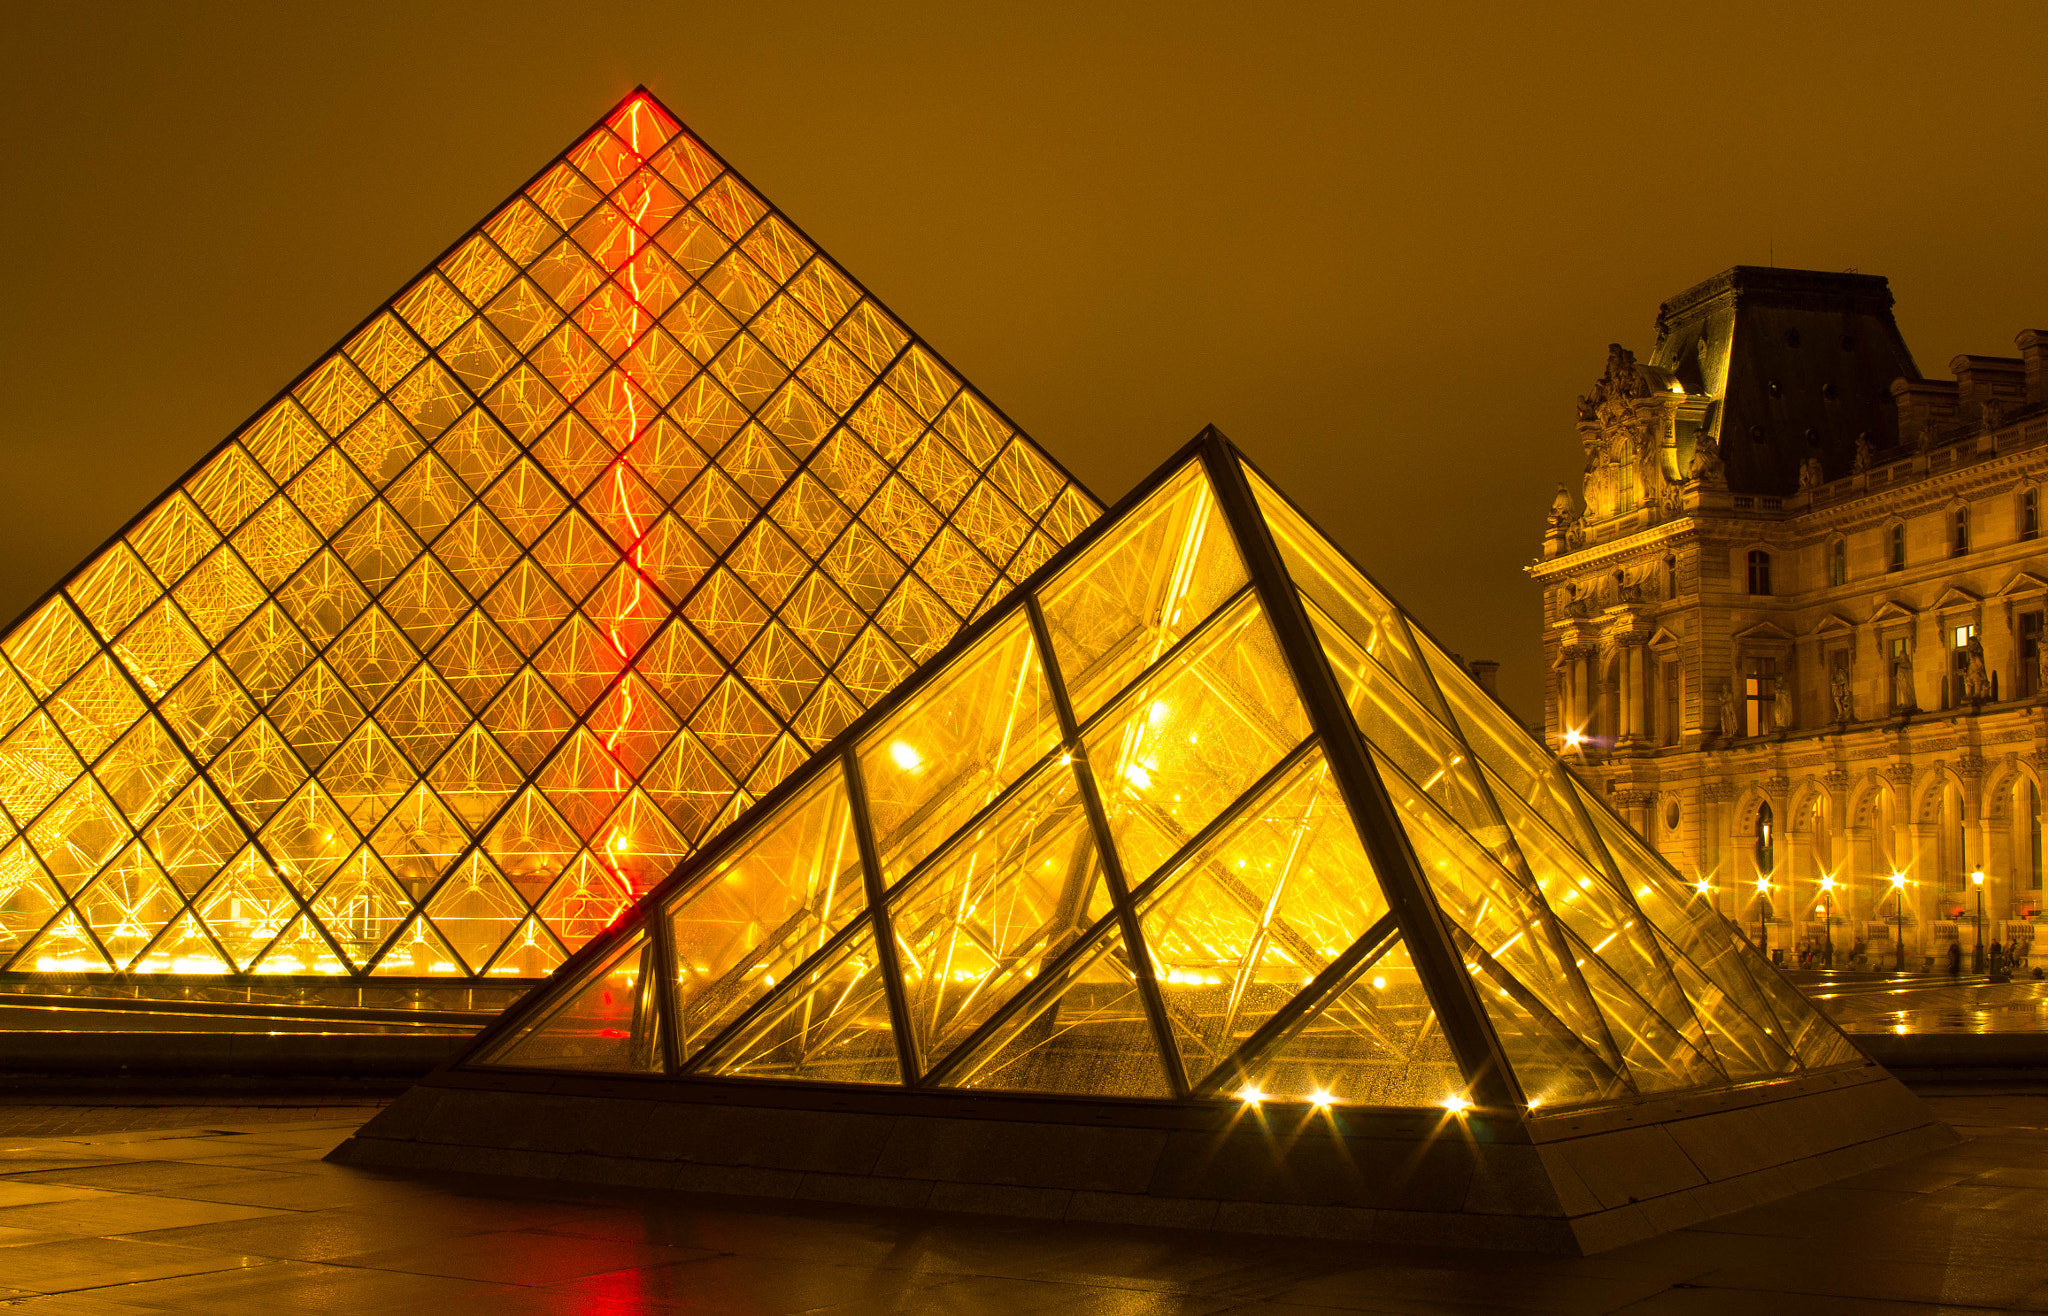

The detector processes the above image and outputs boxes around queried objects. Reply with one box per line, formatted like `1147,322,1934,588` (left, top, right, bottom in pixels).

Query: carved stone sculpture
1687,429,1726,487
1893,647,1916,713
1965,635,1991,703
1548,482,1575,527
1798,455,1824,491
1852,433,1873,473
1717,683,1738,739
1831,665,1852,722
1773,680,1792,732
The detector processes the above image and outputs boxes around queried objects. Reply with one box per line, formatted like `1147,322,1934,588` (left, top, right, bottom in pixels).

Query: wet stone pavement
0,1092,2041,1314
1811,976,2048,1035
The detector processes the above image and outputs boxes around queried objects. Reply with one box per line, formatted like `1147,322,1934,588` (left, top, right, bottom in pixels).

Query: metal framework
0,89,1098,980
463,430,1864,1112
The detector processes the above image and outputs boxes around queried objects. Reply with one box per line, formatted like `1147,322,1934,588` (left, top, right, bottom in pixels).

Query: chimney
2018,329,2048,405
1949,354,2027,424
1468,660,1502,699
1890,376,1959,447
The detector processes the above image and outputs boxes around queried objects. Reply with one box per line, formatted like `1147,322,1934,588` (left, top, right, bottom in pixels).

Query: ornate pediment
1813,612,1856,636
1734,620,1796,644
1996,570,2048,599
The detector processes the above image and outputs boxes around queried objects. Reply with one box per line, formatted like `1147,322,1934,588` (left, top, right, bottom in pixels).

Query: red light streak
597,97,660,894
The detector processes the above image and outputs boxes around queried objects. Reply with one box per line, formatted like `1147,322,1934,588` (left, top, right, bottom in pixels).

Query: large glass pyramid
465,430,1862,1111
0,90,1097,981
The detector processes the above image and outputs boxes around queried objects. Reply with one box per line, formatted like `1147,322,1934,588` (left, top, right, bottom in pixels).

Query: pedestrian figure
1947,939,1962,975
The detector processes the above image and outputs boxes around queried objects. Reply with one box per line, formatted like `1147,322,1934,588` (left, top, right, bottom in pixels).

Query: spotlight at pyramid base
0,88,1098,989
334,430,1952,1252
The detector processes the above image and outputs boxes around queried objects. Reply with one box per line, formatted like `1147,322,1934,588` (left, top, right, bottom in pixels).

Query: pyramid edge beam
1192,430,1519,1110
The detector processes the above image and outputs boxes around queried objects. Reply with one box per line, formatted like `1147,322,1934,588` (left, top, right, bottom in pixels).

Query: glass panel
1373,745,1621,1082
0,844,64,968
131,913,230,975
1424,646,1598,859
1082,595,1309,886
1575,781,1802,1072
75,845,182,969
693,920,901,1086
886,761,1106,1072
477,930,662,1072
1456,927,1627,1109
1248,465,1437,711
857,612,1060,884
1232,939,1462,1108
1316,610,1500,846
935,918,1172,1099
664,770,865,1060
1038,462,1246,722
194,847,297,970
1654,926,1795,1080
1488,776,1721,1093
1135,749,1389,1088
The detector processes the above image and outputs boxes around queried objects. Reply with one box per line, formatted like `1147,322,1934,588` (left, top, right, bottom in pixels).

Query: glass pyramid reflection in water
472,432,1863,1111
0,89,1098,979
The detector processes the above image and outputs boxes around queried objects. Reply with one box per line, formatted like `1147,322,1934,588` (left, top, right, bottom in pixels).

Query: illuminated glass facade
471,434,1860,1110
0,90,1096,980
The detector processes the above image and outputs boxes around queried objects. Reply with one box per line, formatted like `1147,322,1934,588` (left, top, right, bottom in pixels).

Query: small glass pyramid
0,90,1098,980
470,430,1863,1111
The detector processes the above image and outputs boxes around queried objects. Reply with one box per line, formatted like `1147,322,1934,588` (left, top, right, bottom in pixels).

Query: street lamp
1756,877,1774,962
1971,869,1986,973
1819,876,1836,969
1890,873,1908,972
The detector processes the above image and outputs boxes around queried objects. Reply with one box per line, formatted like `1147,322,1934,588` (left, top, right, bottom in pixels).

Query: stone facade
1531,266,2048,969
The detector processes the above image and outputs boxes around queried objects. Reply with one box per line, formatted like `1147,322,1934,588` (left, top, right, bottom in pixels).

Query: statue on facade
1772,679,1792,732
2038,639,2047,699
1965,635,1991,703
1893,646,1916,713
1548,482,1575,527
1717,683,1738,739
1687,429,1726,486
1831,665,1853,721
1852,433,1874,474
1798,455,1824,491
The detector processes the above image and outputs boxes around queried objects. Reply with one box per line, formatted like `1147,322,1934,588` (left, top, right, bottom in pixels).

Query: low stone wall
330,1063,1953,1254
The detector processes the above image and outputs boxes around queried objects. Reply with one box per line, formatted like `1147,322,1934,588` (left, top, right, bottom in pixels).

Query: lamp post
1971,869,1985,973
1756,878,1774,962
1890,873,1908,972
1819,876,1836,968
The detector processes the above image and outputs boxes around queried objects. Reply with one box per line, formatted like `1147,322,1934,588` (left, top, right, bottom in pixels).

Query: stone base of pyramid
329,1061,1950,1254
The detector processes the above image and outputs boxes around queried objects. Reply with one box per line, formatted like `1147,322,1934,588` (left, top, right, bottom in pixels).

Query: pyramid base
329,1062,1951,1254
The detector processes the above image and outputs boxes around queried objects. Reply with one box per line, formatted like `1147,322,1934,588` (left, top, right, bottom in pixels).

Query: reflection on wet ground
1801,974,2048,1034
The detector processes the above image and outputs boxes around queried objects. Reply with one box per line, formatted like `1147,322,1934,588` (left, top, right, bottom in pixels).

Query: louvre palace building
1533,266,2048,968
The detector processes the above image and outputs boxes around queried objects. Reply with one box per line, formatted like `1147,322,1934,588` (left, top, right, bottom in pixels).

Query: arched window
1888,524,1906,572
2024,488,2041,542
2026,779,2043,890
1747,550,1772,595
1953,504,1971,557
1754,801,1775,879
1828,539,1847,587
